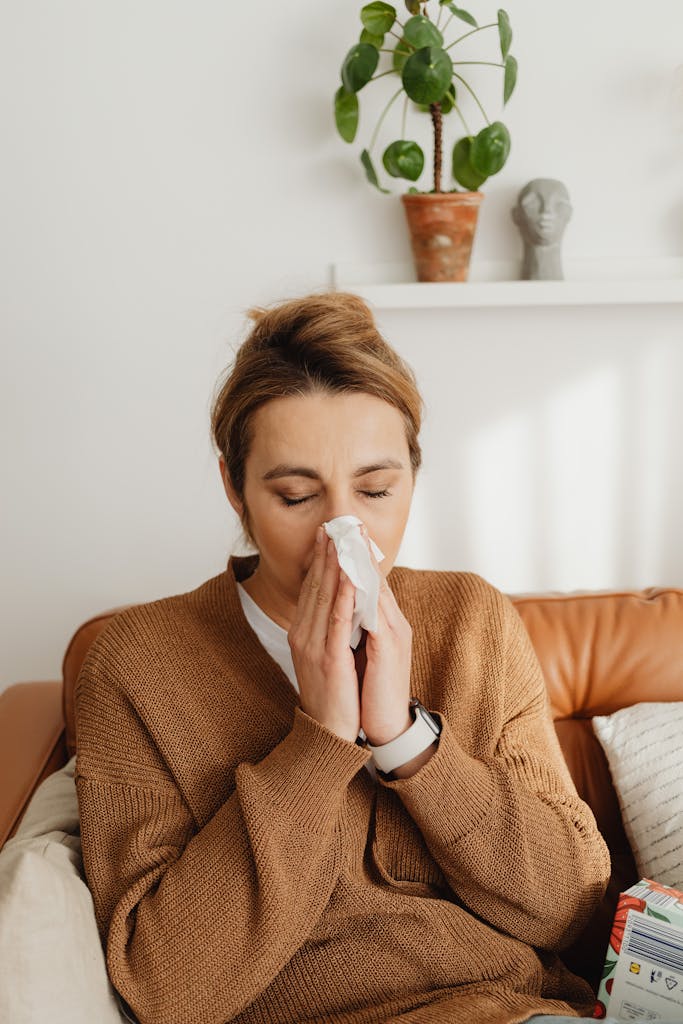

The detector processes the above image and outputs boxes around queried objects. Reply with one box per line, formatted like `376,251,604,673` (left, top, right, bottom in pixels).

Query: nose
319,490,361,528
321,506,352,526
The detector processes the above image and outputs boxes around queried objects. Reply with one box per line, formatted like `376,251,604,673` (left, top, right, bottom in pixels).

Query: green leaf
601,959,617,980
415,81,456,114
444,3,478,27
341,43,380,93
402,46,453,105
334,86,359,143
361,149,390,192
360,28,384,48
470,120,511,176
392,35,414,73
498,9,512,59
404,15,443,49
503,54,517,104
404,0,420,13
452,136,487,190
382,139,425,180
361,2,396,36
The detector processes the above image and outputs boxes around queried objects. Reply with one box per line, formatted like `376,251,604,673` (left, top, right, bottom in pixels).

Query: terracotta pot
401,191,484,283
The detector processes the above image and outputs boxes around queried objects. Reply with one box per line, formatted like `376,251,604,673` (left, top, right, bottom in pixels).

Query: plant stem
369,86,404,153
445,22,497,51
453,101,471,136
430,101,443,193
453,71,490,124
369,69,400,82
452,60,505,68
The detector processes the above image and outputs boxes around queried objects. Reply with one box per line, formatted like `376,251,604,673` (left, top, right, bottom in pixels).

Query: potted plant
334,1,517,282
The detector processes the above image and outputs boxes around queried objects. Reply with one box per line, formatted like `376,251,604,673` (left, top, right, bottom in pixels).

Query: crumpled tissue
323,514,384,649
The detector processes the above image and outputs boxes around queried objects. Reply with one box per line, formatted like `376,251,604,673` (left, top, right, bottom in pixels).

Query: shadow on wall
392,305,683,592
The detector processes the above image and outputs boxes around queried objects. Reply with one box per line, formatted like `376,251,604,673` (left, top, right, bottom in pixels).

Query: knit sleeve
74,644,371,1024
378,582,611,952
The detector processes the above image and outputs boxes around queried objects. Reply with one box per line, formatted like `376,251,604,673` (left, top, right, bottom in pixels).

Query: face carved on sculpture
512,178,572,246
219,390,415,627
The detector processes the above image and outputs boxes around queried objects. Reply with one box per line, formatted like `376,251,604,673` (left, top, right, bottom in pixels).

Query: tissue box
596,878,683,1021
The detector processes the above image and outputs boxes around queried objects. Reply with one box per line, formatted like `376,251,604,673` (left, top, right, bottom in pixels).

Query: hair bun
333,291,377,327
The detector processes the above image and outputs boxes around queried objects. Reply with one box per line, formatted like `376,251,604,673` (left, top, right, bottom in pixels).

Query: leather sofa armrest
0,681,67,849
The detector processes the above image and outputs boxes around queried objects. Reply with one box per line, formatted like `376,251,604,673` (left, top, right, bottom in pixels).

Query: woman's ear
218,457,244,519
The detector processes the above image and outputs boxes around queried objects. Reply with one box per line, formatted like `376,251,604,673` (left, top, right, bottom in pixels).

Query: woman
75,292,614,1024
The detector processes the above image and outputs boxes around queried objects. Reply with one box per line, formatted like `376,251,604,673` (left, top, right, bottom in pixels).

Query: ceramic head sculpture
511,178,572,280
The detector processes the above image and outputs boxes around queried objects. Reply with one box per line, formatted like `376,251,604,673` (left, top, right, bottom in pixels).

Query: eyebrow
262,459,404,481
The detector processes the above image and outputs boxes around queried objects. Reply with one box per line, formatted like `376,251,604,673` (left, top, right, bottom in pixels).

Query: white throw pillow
0,757,131,1024
592,701,683,889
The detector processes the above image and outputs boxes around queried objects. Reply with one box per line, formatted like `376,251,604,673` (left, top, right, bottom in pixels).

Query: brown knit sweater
74,557,611,1024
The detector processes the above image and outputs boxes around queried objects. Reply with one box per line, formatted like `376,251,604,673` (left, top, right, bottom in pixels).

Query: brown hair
210,291,423,529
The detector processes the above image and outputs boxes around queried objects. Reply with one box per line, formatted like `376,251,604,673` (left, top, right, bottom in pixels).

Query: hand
287,526,361,744
357,526,413,747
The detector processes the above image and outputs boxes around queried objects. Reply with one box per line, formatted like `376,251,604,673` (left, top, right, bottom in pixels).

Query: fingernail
316,526,323,544
327,539,335,555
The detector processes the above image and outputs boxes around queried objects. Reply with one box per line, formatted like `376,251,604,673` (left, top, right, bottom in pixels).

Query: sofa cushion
592,701,683,890
0,756,128,1024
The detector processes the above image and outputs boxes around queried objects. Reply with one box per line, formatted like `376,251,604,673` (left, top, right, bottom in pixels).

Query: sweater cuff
378,711,497,845
239,705,372,829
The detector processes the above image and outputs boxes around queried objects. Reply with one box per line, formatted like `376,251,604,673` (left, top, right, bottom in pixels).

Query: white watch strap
366,709,438,774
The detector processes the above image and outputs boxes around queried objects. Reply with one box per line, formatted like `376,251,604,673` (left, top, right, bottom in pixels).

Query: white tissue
323,514,385,649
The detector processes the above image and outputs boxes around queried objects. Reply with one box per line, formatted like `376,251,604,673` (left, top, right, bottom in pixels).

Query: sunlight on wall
540,364,621,590
463,411,537,590
462,364,622,592
390,322,681,593
397,469,437,570
631,340,671,583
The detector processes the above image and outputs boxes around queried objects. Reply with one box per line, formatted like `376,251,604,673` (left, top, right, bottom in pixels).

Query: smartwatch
366,698,441,775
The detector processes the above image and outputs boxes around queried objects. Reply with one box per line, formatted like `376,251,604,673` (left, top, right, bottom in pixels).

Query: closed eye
280,494,315,507
279,489,391,508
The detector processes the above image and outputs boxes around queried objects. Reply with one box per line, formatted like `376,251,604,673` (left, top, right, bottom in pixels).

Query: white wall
2,1,683,689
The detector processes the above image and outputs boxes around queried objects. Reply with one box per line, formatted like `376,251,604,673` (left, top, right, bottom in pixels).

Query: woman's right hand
288,525,360,744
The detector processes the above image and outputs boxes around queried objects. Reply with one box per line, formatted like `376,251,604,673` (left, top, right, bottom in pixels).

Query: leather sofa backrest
513,587,683,718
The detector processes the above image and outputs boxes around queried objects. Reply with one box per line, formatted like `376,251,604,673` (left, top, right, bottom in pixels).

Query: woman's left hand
357,526,413,747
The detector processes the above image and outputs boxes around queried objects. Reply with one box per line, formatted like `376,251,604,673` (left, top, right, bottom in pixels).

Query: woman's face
220,390,415,613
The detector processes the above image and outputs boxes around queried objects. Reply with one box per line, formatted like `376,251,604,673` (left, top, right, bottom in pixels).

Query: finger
308,539,342,645
376,580,404,632
358,524,403,630
292,525,326,628
326,570,356,650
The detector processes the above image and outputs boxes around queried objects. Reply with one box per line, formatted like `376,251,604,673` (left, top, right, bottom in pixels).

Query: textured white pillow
0,757,130,1024
593,701,683,889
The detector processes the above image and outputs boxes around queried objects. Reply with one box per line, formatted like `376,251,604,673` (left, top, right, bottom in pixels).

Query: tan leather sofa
2,586,682,997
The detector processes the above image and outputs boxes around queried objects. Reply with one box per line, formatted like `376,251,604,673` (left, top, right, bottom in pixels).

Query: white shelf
330,259,683,309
